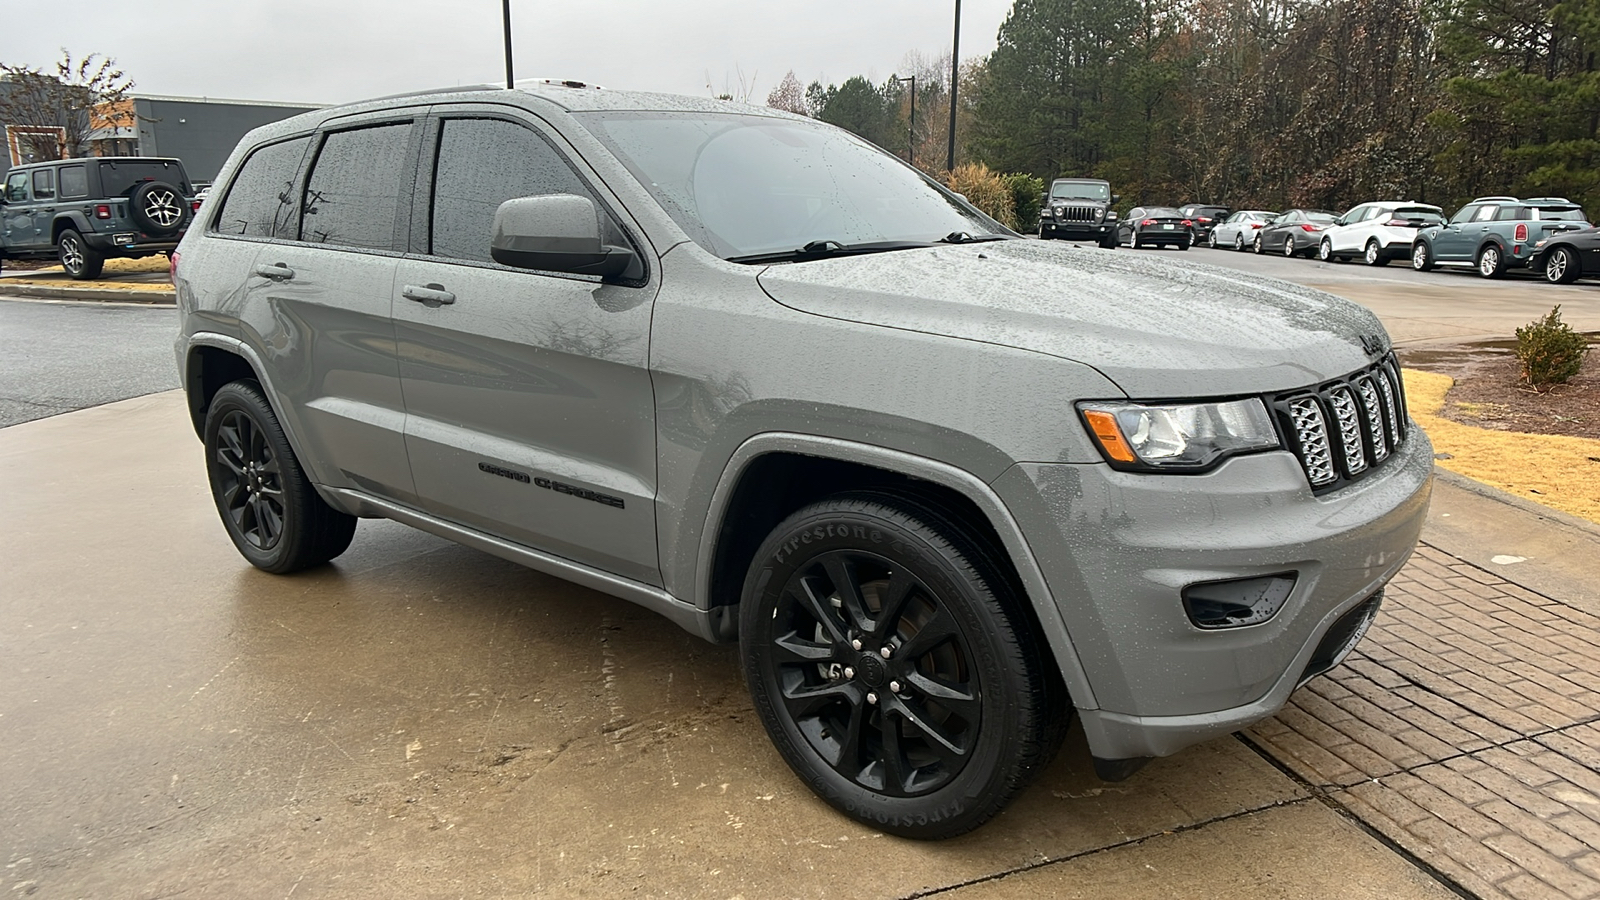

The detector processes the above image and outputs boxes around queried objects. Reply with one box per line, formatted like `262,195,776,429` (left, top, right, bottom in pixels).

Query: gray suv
1038,177,1118,247
2,156,193,279
174,84,1432,839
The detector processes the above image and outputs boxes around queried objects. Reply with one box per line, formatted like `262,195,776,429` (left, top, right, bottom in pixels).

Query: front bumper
993,422,1433,761
1041,220,1114,240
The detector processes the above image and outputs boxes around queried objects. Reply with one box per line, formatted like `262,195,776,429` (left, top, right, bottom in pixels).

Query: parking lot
2,268,1598,898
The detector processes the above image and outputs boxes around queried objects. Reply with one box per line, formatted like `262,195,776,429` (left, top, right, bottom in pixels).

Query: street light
948,0,961,172
890,74,916,167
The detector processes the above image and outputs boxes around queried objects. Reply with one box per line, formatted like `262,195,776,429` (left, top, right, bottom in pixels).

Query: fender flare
695,432,1100,710
51,211,95,243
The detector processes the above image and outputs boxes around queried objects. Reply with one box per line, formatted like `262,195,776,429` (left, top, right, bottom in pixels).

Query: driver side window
5,172,28,203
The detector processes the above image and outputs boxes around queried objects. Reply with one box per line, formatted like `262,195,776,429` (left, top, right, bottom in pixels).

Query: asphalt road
0,299,179,428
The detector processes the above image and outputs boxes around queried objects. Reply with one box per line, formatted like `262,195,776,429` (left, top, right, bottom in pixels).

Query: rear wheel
1364,240,1388,267
1282,236,1297,257
739,493,1065,839
57,229,104,280
204,381,357,574
1545,246,1581,284
1476,243,1506,278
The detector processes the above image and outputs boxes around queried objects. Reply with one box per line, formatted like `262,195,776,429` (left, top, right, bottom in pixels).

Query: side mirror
490,194,637,279
1111,194,1121,204
1333,218,1345,227
1039,192,1048,204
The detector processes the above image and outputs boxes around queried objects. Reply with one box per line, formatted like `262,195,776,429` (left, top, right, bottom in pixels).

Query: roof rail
1469,195,1519,203
517,78,605,90
365,84,501,102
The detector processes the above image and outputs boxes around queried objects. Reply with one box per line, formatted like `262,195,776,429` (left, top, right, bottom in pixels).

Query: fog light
1182,573,1297,629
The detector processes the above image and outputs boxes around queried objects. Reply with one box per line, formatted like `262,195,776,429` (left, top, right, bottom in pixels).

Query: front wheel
1233,233,1245,251
1318,238,1335,262
1412,241,1434,271
204,381,357,573
739,494,1065,839
1253,234,1265,254
58,229,104,280
1545,246,1582,284
1207,231,1217,249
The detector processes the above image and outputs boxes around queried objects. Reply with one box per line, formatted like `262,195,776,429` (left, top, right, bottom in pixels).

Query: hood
756,240,1389,397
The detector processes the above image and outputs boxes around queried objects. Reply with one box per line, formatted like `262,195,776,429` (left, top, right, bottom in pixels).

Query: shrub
1514,305,1590,391
944,163,1019,230
1001,172,1046,231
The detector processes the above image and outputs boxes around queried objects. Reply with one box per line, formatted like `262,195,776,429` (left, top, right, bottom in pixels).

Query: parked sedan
1254,209,1338,257
1117,206,1192,249
1531,225,1600,283
1209,210,1277,250
1318,201,1444,266
1178,204,1230,244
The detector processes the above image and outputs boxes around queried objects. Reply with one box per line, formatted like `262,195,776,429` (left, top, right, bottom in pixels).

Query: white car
1209,210,1277,250
1318,201,1445,266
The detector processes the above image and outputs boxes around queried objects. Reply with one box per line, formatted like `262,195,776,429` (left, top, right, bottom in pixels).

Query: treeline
778,0,1600,215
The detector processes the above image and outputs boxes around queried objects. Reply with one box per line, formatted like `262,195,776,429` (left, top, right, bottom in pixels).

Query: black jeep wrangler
1,157,194,279
1038,177,1118,248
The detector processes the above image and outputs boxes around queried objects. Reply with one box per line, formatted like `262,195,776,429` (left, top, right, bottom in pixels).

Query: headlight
1078,398,1278,470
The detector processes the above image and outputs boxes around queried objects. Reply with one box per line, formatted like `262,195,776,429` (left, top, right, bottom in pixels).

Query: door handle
402,283,456,307
253,263,295,281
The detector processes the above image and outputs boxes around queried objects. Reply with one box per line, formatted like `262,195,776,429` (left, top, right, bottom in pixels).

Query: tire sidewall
203,382,309,572
738,504,1027,838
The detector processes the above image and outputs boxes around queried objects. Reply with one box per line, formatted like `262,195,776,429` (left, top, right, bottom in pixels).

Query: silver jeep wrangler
174,83,1432,839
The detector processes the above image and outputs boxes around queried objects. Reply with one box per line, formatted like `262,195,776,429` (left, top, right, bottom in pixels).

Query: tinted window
31,169,54,200
214,137,310,238
301,124,412,250
1495,206,1528,221
100,160,191,197
58,165,87,199
430,117,596,263
1450,205,1479,224
4,173,26,202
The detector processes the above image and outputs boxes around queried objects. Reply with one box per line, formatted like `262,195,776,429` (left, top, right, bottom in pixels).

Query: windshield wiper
938,232,1010,244
727,239,934,264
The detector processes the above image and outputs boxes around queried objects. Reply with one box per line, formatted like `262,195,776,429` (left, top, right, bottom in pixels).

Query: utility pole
947,0,961,172
502,0,515,89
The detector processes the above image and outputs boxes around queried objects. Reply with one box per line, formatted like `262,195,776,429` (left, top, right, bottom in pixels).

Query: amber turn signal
1082,410,1137,463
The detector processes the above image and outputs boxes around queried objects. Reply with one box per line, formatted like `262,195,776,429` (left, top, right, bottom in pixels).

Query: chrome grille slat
1288,398,1336,486
1358,377,1389,462
1329,387,1368,475
1375,367,1401,446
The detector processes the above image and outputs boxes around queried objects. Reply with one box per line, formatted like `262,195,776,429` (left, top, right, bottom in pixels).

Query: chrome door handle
402,283,456,307
253,263,295,281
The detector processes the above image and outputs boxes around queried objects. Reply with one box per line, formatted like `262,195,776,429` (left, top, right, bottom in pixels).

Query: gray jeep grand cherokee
174,84,1431,839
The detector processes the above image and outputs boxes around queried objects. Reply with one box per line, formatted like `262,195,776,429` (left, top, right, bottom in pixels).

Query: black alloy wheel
57,229,104,280
740,494,1065,839
204,381,356,573
1545,246,1582,284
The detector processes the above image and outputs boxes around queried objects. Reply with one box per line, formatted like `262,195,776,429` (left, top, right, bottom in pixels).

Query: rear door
393,108,662,585
245,116,421,503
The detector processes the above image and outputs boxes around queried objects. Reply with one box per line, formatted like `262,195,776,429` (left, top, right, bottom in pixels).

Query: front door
393,111,661,585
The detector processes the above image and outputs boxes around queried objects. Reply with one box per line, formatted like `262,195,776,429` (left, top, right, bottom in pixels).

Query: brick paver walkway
1248,543,1600,899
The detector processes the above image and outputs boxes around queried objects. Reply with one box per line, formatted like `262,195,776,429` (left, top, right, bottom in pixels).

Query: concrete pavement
1,392,1459,898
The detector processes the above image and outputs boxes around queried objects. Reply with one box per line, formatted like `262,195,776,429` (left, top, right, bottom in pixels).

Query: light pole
502,0,514,89
947,0,961,172
890,74,916,167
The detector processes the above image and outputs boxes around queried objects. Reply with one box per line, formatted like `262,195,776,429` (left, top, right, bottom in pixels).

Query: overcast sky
3,0,1016,106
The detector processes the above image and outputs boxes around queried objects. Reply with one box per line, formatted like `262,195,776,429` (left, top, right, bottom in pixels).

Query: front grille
1052,205,1098,223
1273,355,1408,493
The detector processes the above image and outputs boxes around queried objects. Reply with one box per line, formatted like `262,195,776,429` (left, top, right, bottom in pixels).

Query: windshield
99,160,191,197
1050,181,1110,201
575,111,1004,261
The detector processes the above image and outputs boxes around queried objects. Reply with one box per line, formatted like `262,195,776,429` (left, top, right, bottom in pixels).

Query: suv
174,85,1432,839
1413,196,1589,277
1318,201,1445,266
1038,178,1118,247
1177,203,1229,244
1,156,194,279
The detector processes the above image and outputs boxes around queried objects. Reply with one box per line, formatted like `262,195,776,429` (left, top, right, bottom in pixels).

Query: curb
1431,465,1600,538
0,282,175,305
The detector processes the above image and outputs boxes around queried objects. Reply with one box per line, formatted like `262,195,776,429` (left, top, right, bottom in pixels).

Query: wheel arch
697,433,1100,710
51,212,94,243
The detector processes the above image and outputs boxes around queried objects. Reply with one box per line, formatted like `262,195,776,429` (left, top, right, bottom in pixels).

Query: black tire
1253,233,1265,254
1363,240,1389,267
1098,235,1117,249
1233,232,1245,251
1411,240,1434,272
1476,243,1506,278
1318,238,1335,262
739,493,1066,839
1282,235,1297,257
1207,231,1217,249
204,380,357,574
130,180,188,235
1176,238,1190,250
1545,245,1582,284
1131,231,1143,249
57,229,104,280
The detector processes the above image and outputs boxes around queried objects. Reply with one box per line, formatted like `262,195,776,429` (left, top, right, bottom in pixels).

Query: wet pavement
1,392,1458,898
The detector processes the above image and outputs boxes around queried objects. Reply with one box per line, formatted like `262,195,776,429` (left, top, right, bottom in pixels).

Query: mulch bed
1399,338,1599,440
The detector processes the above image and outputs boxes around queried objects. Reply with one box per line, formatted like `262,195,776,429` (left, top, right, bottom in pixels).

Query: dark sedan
1178,204,1230,244
1532,225,1600,283
1117,206,1192,249
1254,209,1338,257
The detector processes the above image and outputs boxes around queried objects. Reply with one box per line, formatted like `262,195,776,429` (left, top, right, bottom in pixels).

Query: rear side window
58,165,87,199
1495,206,1528,221
213,137,310,237
31,169,55,200
301,123,412,251
429,117,598,263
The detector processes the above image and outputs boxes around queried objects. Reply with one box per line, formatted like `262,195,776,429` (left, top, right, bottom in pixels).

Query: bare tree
0,50,134,162
767,71,809,115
